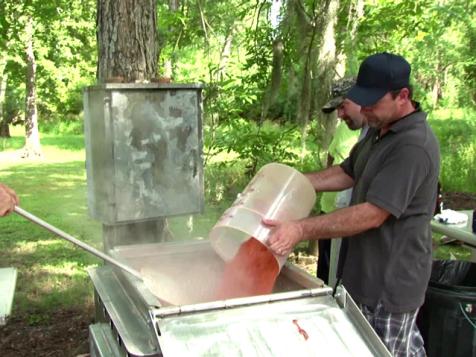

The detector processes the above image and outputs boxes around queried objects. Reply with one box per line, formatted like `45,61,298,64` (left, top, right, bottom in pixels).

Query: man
0,183,19,216
265,52,440,356
318,78,367,285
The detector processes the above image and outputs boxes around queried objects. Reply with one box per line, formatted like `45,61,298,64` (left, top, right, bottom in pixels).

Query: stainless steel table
0,267,17,325
431,210,476,246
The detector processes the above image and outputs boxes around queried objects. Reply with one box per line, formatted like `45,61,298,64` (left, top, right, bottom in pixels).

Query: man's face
360,89,409,129
336,99,365,130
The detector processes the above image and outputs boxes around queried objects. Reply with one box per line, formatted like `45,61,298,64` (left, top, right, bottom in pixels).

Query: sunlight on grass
41,262,96,278
40,147,85,162
0,144,85,166
12,240,56,254
205,150,239,163
0,125,85,165
9,124,26,136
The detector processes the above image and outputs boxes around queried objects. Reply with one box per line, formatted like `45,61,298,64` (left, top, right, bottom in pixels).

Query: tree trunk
217,25,234,81
0,122,10,138
312,0,340,166
23,16,42,158
97,0,157,82
339,0,364,71
261,38,283,121
169,0,179,10
431,61,444,108
304,0,340,255
0,60,10,138
293,0,320,127
162,0,181,80
292,0,336,163
96,0,166,251
431,77,440,107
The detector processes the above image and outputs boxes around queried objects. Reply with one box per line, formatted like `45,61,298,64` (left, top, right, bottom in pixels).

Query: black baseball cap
346,52,411,107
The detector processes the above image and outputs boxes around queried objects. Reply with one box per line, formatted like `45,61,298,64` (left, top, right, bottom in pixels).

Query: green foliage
429,109,476,193
203,76,259,128
204,160,249,205
355,0,476,109
0,134,24,151
207,119,301,176
1,0,96,128
40,118,84,135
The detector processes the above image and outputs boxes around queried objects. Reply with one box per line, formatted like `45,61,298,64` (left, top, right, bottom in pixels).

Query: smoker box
83,83,204,224
88,240,391,357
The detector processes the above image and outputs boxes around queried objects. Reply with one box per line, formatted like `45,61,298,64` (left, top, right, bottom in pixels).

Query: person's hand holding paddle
0,183,19,216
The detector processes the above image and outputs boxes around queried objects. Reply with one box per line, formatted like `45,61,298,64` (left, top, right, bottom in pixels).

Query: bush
206,119,304,177
41,117,84,135
203,119,323,210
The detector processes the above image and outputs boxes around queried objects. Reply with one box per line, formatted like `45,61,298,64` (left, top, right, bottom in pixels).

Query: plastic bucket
209,163,316,268
417,260,476,357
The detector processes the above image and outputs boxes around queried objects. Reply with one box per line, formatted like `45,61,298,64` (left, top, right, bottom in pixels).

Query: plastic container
209,163,316,268
417,260,476,357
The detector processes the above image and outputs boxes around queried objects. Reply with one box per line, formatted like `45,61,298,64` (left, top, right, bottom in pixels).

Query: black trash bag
430,260,472,286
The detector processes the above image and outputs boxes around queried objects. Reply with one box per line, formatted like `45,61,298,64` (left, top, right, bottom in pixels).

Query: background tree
97,0,157,82
0,0,473,192
354,0,476,108
23,13,41,158
96,0,166,250
0,0,96,139
0,1,23,138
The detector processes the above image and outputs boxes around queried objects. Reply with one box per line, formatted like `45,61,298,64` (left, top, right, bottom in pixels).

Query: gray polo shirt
339,109,440,313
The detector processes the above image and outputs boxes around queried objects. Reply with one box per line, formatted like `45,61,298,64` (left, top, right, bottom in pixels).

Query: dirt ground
442,191,476,210
0,308,92,357
0,192,474,357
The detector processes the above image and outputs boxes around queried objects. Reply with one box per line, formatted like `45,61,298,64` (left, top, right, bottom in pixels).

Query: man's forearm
299,202,390,240
305,165,354,192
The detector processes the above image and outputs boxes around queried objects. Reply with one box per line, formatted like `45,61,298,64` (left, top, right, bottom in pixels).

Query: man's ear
399,87,410,101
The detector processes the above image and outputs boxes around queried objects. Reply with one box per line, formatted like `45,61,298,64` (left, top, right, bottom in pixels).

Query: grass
0,130,100,315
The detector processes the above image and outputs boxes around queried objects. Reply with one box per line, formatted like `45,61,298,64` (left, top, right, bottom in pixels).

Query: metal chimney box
83,83,204,224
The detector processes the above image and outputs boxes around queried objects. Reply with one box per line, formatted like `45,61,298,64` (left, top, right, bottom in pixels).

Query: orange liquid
293,319,309,340
215,237,279,299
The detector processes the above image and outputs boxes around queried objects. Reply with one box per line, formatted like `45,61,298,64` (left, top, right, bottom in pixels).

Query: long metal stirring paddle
14,206,143,281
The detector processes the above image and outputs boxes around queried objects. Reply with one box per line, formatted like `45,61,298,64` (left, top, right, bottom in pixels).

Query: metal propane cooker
82,83,391,357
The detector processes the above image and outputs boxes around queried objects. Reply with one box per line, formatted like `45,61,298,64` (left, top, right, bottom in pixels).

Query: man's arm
0,183,19,216
305,165,354,192
265,202,390,256
300,202,389,240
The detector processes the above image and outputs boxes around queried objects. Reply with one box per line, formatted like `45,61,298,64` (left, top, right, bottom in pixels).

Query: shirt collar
388,102,427,134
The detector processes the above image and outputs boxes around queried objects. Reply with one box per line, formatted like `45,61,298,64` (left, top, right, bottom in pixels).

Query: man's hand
263,218,304,256
0,183,19,216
